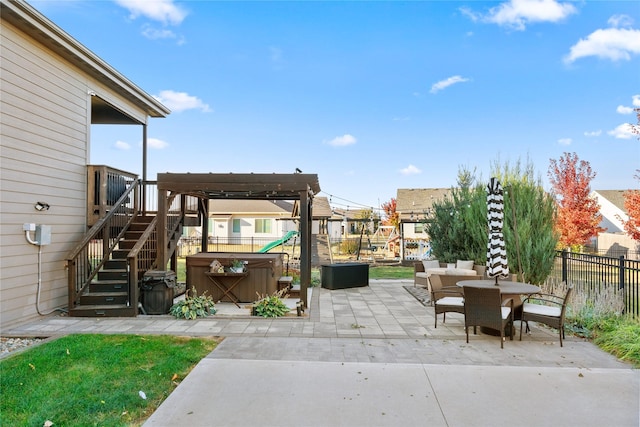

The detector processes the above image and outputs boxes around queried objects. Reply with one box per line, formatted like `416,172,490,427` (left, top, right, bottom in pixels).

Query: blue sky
33,0,639,212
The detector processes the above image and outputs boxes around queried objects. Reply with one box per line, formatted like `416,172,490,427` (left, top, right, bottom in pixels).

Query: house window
232,219,240,233
415,223,424,233
255,219,272,233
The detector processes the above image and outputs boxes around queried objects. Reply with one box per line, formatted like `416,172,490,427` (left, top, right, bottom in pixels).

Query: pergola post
156,188,168,270
300,186,311,305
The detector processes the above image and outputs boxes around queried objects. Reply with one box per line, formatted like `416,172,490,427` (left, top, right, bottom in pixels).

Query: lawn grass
368,265,414,279
0,334,218,426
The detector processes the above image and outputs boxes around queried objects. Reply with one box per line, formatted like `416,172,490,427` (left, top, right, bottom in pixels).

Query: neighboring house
0,1,169,327
396,188,452,260
309,196,335,236
207,199,297,240
591,190,638,258
186,196,335,240
332,208,377,236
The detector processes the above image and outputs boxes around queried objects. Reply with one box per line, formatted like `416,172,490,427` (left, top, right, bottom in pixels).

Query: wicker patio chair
519,286,573,347
463,285,514,349
431,274,466,328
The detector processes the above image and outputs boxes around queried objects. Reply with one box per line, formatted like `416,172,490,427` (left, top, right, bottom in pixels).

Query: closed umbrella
486,177,509,284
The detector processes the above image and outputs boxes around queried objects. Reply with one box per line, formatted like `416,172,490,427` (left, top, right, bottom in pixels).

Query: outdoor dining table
457,279,541,335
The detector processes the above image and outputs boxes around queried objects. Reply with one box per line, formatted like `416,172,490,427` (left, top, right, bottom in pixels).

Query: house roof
396,188,452,221
594,190,628,213
208,199,294,216
312,197,333,218
1,0,170,120
332,208,375,221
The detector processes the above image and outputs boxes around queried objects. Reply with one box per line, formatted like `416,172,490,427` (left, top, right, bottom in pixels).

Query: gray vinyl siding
0,20,89,326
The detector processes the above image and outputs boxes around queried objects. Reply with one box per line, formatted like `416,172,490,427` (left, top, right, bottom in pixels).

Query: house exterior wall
597,233,639,260
592,192,627,233
0,18,149,327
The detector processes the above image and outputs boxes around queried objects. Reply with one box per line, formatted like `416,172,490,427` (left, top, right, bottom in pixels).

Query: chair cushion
501,306,512,320
445,268,476,276
523,303,561,317
415,272,429,279
422,260,440,270
457,260,475,270
435,296,464,307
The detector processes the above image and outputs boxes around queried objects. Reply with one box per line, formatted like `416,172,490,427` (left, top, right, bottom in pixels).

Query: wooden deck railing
66,180,139,309
87,165,138,226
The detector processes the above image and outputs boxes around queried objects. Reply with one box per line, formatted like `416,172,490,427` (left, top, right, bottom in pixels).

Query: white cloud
430,75,470,94
115,0,187,25
608,14,634,29
584,130,601,137
617,105,634,114
633,95,640,107
148,138,169,149
153,90,212,113
141,24,182,42
564,27,640,63
608,123,635,139
558,138,572,145
400,164,422,175
461,0,577,31
114,140,131,150
327,134,357,147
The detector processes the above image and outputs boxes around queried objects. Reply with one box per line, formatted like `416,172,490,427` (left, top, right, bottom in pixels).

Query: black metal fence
549,250,639,318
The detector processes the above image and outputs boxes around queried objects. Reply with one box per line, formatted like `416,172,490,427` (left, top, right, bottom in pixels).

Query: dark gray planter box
321,263,369,290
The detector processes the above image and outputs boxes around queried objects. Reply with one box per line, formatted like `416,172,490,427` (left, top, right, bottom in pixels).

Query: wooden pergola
155,173,321,305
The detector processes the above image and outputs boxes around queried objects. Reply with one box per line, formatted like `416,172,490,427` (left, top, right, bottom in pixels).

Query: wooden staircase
69,216,155,317
311,234,332,267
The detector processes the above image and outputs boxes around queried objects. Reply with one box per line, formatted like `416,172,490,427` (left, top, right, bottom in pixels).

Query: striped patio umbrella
486,177,509,284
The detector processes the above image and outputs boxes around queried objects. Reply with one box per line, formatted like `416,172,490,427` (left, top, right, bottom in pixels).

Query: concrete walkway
3,280,638,426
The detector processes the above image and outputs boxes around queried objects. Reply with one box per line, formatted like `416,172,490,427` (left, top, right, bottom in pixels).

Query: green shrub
340,238,360,255
253,289,290,318
169,288,216,319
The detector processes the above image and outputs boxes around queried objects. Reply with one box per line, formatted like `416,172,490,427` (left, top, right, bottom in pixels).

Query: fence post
561,249,568,283
619,255,625,290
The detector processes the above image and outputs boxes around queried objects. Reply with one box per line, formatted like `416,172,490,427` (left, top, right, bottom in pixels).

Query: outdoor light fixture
34,202,50,211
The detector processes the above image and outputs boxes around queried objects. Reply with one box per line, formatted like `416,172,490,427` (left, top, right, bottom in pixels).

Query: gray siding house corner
0,0,169,327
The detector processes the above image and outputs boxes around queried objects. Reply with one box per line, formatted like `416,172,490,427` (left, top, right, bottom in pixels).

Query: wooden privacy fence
549,250,639,318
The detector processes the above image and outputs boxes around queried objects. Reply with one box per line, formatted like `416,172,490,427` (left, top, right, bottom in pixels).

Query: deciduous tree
621,171,640,241
548,152,604,249
381,198,399,231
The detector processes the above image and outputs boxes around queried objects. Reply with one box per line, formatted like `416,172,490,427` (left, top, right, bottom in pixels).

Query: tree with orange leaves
381,198,399,231
548,152,604,249
621,171,640,241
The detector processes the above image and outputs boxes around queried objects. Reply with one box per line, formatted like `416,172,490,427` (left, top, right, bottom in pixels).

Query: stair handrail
66,180,139,309
127,192,184,307
127,216,159,308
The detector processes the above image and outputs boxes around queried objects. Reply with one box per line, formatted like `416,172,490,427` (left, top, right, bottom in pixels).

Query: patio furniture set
414,261,573,348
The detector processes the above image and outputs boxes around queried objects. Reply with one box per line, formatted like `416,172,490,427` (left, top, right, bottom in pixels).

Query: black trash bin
141,270,176,314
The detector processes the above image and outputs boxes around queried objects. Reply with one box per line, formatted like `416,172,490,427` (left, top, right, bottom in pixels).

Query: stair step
112,249,130,259
79,291,128,305
124,230,144,240
118,240,137,250
70,305,137,317
105,259,127,270
90,279,128,292
97,269,128,281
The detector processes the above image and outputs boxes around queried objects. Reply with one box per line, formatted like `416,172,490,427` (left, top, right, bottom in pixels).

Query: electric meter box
35,225,52,245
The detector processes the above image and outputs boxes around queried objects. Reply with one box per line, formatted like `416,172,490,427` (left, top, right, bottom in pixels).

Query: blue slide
257,230,298,253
